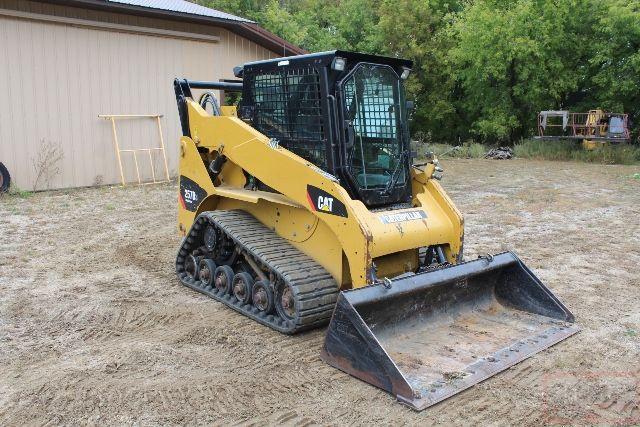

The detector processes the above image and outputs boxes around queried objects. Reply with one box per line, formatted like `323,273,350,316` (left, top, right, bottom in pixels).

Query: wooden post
156,116,170,181
110,117,126,186
146,149,156,183
132,151,141,184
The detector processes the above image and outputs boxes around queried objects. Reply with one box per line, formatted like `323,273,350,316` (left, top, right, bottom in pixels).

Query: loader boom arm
181,98,374,285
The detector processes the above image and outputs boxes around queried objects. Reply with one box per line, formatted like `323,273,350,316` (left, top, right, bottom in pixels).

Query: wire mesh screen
343,65,405,189
344,67,398,139
248,67,326,168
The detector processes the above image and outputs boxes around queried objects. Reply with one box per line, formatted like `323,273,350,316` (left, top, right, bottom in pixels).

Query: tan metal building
0,0,303,190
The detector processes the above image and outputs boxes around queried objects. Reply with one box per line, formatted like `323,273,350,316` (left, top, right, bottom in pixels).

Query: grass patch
413,139,640,164
413,141,488,159
7,185,33,199
514,139,640,165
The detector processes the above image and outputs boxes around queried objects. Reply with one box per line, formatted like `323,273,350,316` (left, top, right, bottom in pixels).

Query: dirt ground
1,159,639,425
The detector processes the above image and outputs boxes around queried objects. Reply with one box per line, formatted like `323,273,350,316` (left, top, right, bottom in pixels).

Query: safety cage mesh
246,67,326,168
344,68,399,140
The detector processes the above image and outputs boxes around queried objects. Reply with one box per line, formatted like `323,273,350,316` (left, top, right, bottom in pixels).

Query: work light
332,57,346,71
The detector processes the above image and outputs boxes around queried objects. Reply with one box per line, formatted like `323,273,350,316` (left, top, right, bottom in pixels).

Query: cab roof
235,50,413,77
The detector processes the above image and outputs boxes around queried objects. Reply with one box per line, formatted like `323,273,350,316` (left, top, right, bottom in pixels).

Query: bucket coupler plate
320,252,580,410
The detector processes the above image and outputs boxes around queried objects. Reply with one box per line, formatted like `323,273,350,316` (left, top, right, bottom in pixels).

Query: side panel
177,137,215,233
184,101,373,286
218,199,345,283
177,134,345,283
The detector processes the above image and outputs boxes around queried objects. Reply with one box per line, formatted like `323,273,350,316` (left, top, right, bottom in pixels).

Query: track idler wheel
184,254,200,280
203,225,218,252
252,281,275,314
198,259,217,289
214,265,234,294
232,272,254,304
215,234,236,265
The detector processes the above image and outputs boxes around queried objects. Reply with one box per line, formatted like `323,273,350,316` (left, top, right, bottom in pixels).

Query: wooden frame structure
99,114,171,186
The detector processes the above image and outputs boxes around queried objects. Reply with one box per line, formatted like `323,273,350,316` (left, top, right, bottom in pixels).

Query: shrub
412,141,488,159
514,139,640,164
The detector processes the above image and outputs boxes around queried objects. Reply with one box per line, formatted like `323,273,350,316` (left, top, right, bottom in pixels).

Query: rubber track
176,210,339,334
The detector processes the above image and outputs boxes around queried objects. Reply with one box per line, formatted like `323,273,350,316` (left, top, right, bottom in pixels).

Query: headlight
400,67,411,80
332,57,346,71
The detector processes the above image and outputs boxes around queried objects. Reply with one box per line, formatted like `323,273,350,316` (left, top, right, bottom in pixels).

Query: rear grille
246,67,326,168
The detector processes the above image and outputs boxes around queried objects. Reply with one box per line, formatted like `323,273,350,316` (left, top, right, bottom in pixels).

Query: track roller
252,281,275,314
198,258,217,289
232,272,254,304
214,265,234,294
275,281,297,321
185,254,200,280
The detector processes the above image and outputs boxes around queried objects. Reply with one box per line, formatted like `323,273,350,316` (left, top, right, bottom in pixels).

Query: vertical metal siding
0,2,281,190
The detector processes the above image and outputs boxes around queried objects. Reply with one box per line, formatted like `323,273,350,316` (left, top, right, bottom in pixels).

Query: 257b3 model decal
306,185,348,218
179,176,207,212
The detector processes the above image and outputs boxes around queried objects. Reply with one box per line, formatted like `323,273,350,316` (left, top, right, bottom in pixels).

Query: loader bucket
321,252,579,410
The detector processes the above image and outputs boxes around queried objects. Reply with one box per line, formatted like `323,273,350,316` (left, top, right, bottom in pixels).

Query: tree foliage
589,0,640,122
195,0,640,143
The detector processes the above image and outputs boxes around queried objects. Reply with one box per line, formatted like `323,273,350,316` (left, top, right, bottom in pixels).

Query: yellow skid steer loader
173,51,578,410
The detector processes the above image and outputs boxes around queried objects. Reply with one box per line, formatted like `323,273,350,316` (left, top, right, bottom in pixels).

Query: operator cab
235,51,413,208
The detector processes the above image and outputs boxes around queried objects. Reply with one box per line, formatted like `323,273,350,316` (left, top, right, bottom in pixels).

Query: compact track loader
173,51,579,410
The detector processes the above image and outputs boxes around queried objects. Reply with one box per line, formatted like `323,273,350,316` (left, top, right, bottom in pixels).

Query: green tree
446,0,597,142
376,0,463,141
194,0,381,52
193,0,640,144
281,0,346,52
194,0,265,21
589,0,640,130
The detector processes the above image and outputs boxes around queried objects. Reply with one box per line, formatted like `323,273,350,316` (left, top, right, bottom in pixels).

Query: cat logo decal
306,185,348,218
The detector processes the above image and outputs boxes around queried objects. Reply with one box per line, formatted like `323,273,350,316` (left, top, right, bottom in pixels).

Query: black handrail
184,80,243,91
174,78,244,137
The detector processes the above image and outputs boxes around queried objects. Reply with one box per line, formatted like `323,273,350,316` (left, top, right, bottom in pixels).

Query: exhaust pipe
321,252,579,410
